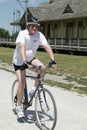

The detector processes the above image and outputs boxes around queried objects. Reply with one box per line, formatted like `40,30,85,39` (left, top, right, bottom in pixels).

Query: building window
78,22,83,37
47,24,50,37
78,22,83,27
63,4,73,14
54,23,57,29
54,23,58,37
40,24,45,34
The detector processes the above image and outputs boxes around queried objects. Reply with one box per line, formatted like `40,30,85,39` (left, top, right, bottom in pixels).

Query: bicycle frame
24,73,44,110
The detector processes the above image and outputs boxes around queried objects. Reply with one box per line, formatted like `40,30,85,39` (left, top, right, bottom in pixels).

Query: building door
65,22,73,44
66,22,73,38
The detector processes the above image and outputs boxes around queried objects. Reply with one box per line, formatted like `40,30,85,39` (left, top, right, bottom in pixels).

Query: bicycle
11,63,57,130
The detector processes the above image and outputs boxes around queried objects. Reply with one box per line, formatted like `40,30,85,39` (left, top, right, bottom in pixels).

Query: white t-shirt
12,29,48,65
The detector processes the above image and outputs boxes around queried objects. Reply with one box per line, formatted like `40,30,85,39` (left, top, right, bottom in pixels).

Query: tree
0,28,10,38
12,31,19,38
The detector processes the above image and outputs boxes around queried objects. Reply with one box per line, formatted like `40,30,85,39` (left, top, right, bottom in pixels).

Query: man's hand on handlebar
48,59,57,68
21,61,31,70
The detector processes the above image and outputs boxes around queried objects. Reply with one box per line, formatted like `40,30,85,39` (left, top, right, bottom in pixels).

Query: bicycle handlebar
27,61,57,70
27,62,50,70
21,60,57,71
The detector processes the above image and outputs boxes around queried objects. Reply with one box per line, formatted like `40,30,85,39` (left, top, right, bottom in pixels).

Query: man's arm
43,43,57,68
18,42,26,62
43,43,55,60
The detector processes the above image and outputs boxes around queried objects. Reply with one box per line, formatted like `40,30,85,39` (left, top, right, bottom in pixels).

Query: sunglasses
29,24,39,28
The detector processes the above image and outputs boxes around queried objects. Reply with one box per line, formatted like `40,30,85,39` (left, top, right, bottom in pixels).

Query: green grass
0,47,87,94
45,80,73,90
0,47,13,64
36,50,87,77
66,76,87,86
0,47,87,76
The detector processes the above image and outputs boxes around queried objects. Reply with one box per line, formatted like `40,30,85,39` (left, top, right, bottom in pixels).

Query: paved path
0,69,87,130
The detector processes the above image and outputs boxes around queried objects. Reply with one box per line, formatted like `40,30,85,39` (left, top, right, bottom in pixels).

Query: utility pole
12,9,16,35
25,0,28,28
17,0,28,28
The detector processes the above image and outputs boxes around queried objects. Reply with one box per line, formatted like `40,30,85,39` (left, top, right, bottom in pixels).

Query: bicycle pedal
14,95,17,102
23,102,28,109
23,105,27,110
14,98,17,103
12,108,17,114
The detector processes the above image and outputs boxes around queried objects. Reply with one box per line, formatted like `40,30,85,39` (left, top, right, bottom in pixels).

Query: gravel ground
0,68,87,130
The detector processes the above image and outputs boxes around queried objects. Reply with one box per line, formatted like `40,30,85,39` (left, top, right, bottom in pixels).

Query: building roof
27,0,87,21
10,19,20,25
10,0,87,26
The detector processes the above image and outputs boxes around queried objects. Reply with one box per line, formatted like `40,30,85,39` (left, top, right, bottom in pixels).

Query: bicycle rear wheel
35,88,57,130
11,77,35,110
11,79,25,110
11,79,18,109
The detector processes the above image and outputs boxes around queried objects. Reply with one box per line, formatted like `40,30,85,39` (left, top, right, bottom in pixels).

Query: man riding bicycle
12,16,57,118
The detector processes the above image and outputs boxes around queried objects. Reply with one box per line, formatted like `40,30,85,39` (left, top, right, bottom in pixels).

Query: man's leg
31,58,45,87
28,58,45,99
15,69,26,117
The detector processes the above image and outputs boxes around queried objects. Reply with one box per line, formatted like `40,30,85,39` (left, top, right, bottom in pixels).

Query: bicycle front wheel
35,88,57,130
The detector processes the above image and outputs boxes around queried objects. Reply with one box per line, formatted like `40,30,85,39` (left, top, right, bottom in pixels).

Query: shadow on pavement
17,109,40,129
17,110,36,124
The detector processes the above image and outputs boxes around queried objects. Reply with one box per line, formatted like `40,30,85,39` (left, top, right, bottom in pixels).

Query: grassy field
0,47,87,94
0,47,87,76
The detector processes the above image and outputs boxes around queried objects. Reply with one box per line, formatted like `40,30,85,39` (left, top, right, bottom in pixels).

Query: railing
0,37,87,52
47,37,87,52
0,37,16,47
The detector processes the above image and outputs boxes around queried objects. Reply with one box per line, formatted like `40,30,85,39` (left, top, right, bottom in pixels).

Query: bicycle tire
11,79,18,109
11,79,26,110
35,88,57,130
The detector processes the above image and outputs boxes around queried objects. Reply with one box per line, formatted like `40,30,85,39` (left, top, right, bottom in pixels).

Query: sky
0,0,49,35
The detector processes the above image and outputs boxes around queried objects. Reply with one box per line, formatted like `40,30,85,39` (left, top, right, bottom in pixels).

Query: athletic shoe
15,106,24,118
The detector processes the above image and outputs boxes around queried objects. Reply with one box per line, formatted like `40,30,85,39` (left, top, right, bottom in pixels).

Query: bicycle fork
38,85,49,112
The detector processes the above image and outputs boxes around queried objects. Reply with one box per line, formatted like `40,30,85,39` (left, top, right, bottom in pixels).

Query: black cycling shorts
13,64,28,71
13,57,36,71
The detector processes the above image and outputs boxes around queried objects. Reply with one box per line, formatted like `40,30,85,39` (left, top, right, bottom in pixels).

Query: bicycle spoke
35,88,57,130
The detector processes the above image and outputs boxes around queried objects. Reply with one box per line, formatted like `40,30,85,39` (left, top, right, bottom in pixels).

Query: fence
47,37,87,52
0,37,15,47
0,37,87,52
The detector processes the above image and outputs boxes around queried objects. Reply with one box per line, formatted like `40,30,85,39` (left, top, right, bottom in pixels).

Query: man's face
27,24,38,35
